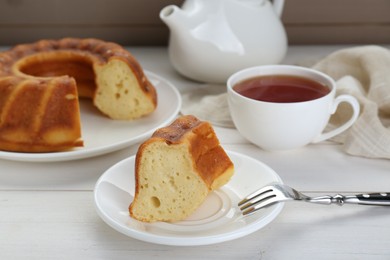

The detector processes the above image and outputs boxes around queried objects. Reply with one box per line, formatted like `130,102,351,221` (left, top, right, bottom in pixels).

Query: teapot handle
272,0,285,17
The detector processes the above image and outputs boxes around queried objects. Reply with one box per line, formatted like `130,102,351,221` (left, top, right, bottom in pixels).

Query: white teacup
227,65,360,151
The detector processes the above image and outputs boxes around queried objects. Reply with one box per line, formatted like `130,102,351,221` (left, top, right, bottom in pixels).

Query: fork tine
241,196,281,216
238,185,277,213
238,185,273,207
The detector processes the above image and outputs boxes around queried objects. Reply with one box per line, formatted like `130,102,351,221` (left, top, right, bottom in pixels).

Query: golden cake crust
0,38,157,103
148,115,233,189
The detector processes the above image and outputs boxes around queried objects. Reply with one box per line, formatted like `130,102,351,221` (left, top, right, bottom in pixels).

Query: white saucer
94,151,284,246
0,71,181,162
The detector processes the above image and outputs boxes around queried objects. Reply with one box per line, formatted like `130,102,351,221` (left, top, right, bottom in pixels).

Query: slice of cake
129,115,234,222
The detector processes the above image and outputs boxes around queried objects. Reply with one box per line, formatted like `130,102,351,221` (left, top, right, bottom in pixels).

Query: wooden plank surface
1,45,390,259
282,0,390,23
282,0,390,44
1,191,389,259
0,0,389,45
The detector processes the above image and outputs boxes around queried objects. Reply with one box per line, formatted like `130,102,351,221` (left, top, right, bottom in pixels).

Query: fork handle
353,193,390,206
308,193,390,206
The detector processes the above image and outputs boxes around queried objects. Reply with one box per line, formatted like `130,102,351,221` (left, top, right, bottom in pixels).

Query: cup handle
312,95,360,143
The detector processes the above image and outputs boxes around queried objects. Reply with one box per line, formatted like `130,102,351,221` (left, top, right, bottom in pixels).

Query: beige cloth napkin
313,45,390,159
181,85,235,128
181,45,390,159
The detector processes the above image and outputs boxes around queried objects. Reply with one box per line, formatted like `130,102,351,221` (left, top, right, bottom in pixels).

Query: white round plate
0,71,181,162
94,151,284,246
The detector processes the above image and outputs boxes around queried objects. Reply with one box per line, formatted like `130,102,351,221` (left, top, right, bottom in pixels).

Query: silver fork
238,183,390,216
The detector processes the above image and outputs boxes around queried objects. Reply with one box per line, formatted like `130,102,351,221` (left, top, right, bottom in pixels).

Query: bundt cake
129,115,234,222
0,38,157,152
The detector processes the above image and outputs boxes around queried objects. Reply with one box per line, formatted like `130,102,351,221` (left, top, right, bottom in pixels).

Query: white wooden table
1,45,390,260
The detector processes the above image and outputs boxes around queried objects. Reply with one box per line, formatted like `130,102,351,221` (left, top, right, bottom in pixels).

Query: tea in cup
227,65,360,151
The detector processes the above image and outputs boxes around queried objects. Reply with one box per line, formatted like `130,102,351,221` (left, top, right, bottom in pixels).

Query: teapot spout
160,5,187,30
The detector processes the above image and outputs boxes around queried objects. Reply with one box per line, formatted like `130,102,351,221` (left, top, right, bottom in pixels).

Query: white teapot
160,0,287,83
